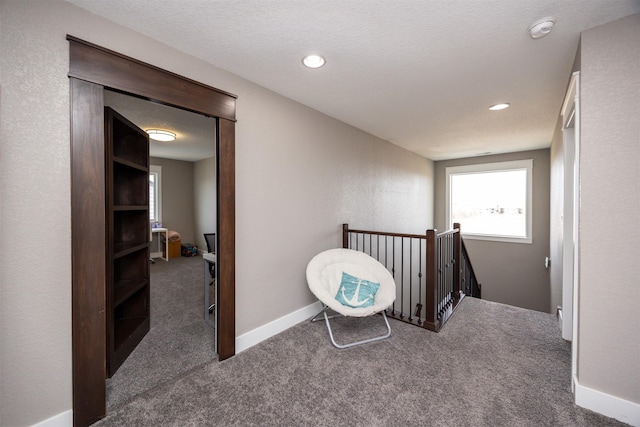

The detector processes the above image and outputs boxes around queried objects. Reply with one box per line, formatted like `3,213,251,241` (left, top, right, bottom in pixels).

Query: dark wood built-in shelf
105,106,150,377
114,205,148,211
113,316,149,350
113,279,148,308
113,242,148,259
113,156,149,172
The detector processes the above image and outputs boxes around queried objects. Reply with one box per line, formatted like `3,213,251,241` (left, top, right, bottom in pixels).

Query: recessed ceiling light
489,103,510,111
302,54,326,69
528,17,556,39
146,129,176,141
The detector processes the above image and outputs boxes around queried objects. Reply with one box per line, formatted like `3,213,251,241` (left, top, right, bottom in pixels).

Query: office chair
204,233,216,254
203,233,216,313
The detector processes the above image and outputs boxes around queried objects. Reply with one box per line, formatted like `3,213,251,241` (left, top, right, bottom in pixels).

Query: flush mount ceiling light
528,17,556,39
146,129,176,142
302,54,326,69
489,103,510,111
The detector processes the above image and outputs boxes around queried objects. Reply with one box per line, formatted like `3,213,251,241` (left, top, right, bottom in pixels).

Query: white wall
150,157,195,245
1,2,74,426
0,1,434,425
235,90,434,333
548,116,564,316
194,156,217,252
577,13,640,410
549,48,581,319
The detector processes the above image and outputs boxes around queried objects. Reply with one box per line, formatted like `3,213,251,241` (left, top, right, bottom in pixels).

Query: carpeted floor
106,256,217,410
98,292,624,426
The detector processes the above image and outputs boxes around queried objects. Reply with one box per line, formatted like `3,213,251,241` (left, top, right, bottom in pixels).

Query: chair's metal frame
310,305,391,349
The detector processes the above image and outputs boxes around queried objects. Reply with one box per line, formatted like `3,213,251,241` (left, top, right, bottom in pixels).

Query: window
149,165,162,224
446,159,533,243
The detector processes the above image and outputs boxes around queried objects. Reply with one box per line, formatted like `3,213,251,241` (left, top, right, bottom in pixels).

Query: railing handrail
436,228,460,238
345,228,428,240
345,227,459,240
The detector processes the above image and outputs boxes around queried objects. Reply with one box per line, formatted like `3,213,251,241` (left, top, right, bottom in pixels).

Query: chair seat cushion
307,248,396,317
335,272,380,308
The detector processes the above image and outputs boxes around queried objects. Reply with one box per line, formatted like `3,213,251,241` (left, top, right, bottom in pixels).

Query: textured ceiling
69,0,640,161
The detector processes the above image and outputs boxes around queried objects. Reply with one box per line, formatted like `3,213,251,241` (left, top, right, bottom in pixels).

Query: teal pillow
335,272,380,308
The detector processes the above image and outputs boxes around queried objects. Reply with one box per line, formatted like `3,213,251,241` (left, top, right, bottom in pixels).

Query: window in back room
149,165,162,224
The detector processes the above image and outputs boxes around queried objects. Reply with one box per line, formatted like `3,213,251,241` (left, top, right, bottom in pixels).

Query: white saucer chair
307,248,396,349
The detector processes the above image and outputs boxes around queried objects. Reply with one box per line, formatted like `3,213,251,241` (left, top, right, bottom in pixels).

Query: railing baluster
448,234,452,301
409,239,413,321
384,235,388,273
438,237,443,319
400,237,405,318
436,237,441,319
339,224,471,332
442,234,446,317
446,234,450,312
441,235,444,318
416,239,423,323
448,234,452,304
425,229,437,330
444,236,448,313
392,236,396,314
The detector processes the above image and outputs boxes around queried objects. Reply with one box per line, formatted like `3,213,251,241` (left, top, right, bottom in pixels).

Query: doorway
559,71,580,391
69,36,236,426
103,91,218,408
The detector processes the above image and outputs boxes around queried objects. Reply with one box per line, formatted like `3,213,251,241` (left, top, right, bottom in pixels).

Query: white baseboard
574,374,640,426
31,409,72,427
235,301,323,354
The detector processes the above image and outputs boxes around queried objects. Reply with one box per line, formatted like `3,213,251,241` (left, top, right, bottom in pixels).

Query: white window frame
445,159,533,244
150,165,162,224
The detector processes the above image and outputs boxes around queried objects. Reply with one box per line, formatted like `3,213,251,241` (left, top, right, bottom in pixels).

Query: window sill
462,233,532,244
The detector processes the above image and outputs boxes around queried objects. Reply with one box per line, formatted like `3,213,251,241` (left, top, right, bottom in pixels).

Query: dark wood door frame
69,36,236,426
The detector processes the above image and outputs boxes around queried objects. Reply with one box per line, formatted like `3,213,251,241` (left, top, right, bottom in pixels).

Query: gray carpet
98,294,624,426
106,256,217,411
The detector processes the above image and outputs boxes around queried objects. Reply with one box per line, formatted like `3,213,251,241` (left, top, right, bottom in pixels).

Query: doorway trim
560,71,580,392
68,36,236,426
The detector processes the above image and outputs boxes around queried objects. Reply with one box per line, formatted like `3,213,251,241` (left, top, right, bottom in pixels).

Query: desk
151,228,169,261
203,253,217,340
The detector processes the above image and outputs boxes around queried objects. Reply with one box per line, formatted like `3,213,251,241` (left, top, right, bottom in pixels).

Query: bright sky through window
149,173,156,221
446,159,532,243
451,170,527,238
149,165,162,224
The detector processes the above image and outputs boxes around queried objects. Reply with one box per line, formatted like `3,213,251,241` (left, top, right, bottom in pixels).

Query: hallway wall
576,13,640,409
0,2,434,425
150,157,195,245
